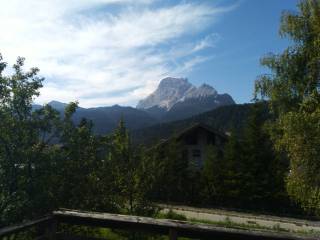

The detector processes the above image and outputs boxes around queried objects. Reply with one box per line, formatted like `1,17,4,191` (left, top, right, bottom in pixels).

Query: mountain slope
162,93,235,122
137,77,235,121
137,77,193,110
33,78,237,136
132,103,267,145
34,102,157,135
73,105,156,134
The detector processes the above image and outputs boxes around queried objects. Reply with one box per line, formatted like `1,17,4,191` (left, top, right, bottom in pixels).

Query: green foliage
150,137,204,205
0,53,301,229
4,9,320,226
254,0,320,214
160,209,187,221
151,138,186,202
132,103,258,146
241,105,288,207
255,0,320,112
0,55,59,225
56,116,110,211
201,146,223,203
217,104,292,211
220,129,244,204
0,54,156,227
149,105,293,213
281,94,320,214
108,119,156,215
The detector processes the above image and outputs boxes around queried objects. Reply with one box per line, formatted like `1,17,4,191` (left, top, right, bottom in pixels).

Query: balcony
0,209,317,240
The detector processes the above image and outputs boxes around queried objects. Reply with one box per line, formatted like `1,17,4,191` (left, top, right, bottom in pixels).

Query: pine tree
201,145,223,205
241,104,288,209
109,119,155,215
221,130,244,206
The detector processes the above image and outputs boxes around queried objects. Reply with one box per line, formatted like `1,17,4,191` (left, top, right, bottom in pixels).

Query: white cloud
193,34,221,52
0,0,235,107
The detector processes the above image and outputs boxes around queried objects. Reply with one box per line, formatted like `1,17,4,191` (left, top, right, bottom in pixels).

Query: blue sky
0,0,300,107
188,0,299,104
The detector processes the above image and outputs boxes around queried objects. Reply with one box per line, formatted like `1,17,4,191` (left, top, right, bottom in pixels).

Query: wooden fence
0,209,318,240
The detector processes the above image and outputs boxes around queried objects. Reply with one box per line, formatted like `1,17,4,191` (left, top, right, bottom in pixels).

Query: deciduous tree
254,0,320,214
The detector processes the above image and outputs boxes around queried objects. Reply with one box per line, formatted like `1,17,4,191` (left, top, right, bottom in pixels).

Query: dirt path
159,204,320,234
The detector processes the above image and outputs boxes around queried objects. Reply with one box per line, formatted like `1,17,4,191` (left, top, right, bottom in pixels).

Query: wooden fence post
46,218,57,240
35,222,46,238
169,228,177,240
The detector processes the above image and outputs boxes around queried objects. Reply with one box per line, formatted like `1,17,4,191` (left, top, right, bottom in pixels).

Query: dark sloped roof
154,122,228,148
175,122,228,140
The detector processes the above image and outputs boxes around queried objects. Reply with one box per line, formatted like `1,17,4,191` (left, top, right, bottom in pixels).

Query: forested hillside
33,102,158,134
132,103,265,145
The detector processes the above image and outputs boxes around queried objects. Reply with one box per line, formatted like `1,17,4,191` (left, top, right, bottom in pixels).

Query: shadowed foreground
0,209,318,240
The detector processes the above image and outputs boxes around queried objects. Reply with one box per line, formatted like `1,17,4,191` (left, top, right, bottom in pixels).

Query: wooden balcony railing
0,209,318,240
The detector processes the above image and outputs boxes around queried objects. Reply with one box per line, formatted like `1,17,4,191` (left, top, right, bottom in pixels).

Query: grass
157,209,187,221
188,216,288,232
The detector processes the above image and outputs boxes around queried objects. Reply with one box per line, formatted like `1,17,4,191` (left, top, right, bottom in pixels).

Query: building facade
158,123,228,168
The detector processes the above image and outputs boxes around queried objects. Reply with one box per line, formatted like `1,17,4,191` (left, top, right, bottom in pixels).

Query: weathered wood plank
56,233,107,240
53,209,319,240
34,235,50,240
1,209,318,240
0,216,52,237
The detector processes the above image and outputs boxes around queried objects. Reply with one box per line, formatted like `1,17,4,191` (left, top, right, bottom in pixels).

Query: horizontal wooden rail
53,209,319,240
0,209,318,240
0,215,53,238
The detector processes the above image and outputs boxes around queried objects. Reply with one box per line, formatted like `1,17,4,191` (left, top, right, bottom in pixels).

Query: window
182,149,188,160
192,149,201,158
207,135,215,145
185,135,198,145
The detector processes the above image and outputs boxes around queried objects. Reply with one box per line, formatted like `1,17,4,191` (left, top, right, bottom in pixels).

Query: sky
0,0,300,107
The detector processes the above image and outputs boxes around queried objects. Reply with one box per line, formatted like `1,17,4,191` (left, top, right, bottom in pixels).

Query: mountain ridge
33,77,236,135
137,77,235,121
33,102,157,134
131,103,267,146
136,77,232,111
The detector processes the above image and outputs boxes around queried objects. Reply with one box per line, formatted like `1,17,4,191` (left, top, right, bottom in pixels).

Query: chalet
157,123,228,168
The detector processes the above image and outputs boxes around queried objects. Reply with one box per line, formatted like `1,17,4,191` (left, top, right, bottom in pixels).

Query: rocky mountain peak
183,84,218,100
199,83,217,93
158,77,190,88
137,77,230,111
136,77,193,110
